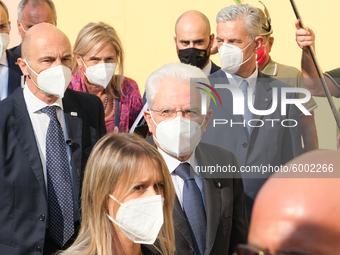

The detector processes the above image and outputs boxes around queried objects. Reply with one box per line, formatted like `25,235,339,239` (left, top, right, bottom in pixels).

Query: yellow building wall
8,0,340,149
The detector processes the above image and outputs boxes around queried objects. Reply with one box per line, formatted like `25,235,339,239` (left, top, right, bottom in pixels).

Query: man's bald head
22,22,70,61
18,23,72,104
174,10,213,70
175,10,211,36
248,150,340,255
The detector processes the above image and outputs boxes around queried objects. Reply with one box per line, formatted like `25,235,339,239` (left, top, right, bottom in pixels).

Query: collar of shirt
226,66,258,94
157,146,198,176
260,56,278,76
0,51,7,66
201,59,212,77
23,82,64,113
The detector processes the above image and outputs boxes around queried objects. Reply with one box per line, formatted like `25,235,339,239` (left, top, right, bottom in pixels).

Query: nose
175,110,185,118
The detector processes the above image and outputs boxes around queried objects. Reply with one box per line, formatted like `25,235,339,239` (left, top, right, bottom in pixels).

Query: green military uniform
261,57,317,112
325,68,340,135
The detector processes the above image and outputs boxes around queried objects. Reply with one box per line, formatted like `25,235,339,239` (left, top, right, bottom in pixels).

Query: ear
201,109,212,135
17,57,29,76
16,20,21,35
253,36,263,53
74,54,85,72
209,34,215,47
8,21,11,32
174,36,177,45
210,33,219,55
144,110,155,135
268,36,274,53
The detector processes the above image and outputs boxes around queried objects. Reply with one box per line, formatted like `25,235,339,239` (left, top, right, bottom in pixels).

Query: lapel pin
216,182,221,188
265,98,268,102
71,112,78,116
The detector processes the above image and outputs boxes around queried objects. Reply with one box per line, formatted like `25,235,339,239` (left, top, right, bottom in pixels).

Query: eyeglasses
150,108,201,120
0,23,10,33
234,244,308,255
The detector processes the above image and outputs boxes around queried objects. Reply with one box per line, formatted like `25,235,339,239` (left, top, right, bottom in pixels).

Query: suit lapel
173,196,194,248
11,89,47,198
62,89,83,200
196,145,221,255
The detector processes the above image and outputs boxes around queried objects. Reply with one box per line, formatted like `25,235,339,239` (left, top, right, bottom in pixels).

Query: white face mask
0,33,10,58
107,194,164,244
25,60,72,98
81,58,116,88
151,114,204,158
219,40,254,74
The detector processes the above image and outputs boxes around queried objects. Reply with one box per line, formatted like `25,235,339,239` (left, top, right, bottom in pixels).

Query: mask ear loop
19,22,27,33
24,60,45,92
107,194,124,227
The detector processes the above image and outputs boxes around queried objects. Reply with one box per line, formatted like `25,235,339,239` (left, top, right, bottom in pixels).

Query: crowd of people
0,0,340,255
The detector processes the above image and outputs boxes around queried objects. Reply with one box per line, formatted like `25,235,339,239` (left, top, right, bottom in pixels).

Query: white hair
216,4,262,40
17,0,57,23
145,62,211,110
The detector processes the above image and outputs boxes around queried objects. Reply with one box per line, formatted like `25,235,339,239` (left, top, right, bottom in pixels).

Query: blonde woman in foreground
59,133,175,255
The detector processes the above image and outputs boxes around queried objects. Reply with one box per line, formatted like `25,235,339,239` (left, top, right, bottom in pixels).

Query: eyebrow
62,54,72,59
216,36,242,43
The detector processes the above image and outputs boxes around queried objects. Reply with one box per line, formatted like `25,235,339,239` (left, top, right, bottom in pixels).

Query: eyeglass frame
149,108,203,121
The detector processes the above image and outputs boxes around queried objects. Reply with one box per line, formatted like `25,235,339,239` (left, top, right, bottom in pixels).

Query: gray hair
17,0,57,23
145,62,211,110
0,1,9,19
216,4,262,40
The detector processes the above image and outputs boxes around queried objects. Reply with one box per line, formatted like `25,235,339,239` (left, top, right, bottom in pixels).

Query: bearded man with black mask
174,10,220,76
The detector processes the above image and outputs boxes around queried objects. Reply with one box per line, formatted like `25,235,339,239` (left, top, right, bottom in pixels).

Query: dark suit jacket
147,137,248,255
210,61,220,75
0,88,106,255
201,70,303,217
8,44,21,58
6,49,22,97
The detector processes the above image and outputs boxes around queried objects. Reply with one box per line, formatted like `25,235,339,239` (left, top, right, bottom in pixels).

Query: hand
295,20,315,51
113,126,119,134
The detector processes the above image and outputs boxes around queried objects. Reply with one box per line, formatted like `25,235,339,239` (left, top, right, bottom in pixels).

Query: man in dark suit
201,4,303,219
144,62,248,255
0,23,106,255
141,10,220,105
0,1,22,100
9,0,57,58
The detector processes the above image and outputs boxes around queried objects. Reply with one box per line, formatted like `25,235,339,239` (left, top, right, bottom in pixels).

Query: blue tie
41,106,74,247
175,163,206,255
240,80,252,138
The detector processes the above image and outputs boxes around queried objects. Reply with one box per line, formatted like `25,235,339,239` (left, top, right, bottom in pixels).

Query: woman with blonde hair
59,133,175,255
69,22,143,133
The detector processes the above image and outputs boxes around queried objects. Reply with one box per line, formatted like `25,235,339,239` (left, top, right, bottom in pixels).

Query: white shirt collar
225,66,258,93
157,146,198,175
201,59,212,76
0,51,7,66
23,82,64,114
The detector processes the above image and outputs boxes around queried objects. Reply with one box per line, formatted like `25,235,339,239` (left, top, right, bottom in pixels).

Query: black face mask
177,47,210,69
